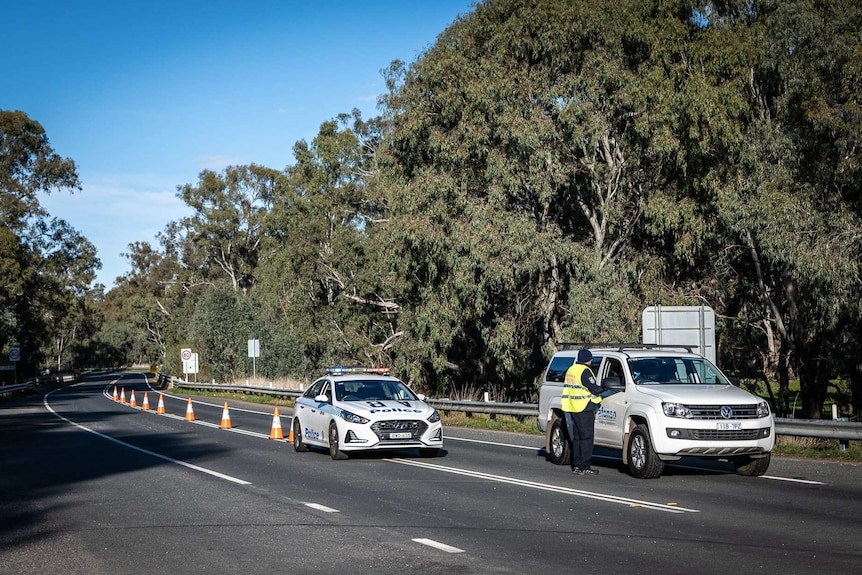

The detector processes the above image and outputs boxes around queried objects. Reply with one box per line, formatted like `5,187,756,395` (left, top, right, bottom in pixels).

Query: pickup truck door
594,357,626,449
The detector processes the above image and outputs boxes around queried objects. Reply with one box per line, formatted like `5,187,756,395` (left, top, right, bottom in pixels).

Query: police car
292,366,443,459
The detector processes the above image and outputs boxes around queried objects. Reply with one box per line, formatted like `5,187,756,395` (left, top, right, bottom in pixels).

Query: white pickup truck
538,344,775,478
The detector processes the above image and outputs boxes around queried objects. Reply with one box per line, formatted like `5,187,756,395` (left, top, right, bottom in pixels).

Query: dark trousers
565,410,596,470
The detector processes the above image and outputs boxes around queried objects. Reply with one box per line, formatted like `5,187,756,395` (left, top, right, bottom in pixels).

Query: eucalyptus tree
177,164,283,293
0,110,100,374
651,1,862,417
376,0,685,396
256,111,392,374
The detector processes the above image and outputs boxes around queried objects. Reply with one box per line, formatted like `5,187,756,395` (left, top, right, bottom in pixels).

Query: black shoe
574,468,599,475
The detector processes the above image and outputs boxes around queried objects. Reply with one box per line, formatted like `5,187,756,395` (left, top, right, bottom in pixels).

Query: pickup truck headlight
338,409,370,424
756,401,770,418
662,402,692,418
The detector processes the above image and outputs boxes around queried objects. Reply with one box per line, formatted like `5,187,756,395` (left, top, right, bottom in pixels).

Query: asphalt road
1,371,860,574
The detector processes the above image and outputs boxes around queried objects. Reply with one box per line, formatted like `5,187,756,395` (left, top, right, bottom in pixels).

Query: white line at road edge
412,538,465,554
446,436,826,485
43,385,252,486
387,458,699,514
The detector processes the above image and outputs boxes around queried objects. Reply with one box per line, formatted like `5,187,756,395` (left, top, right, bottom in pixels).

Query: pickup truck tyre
548,416,572,466
733,453,771,476
627,424,665,479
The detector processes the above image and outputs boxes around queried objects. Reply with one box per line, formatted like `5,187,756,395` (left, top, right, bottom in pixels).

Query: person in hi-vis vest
562,348,604,475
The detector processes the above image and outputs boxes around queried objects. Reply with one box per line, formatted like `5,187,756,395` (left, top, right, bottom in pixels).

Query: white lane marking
304,503,340,513
387,458,698,514
45,387,252,486
446,436,828,485
413,538,465,554
445,436,537,450
760,475,825,485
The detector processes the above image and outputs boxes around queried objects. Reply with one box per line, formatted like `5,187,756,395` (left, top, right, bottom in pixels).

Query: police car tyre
329,422,348,460
293,418,309,452
627,424,664,479
733,453,771,476
548,416,571,466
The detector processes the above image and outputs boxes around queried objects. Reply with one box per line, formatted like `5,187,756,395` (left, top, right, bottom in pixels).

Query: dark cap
576,348,593,365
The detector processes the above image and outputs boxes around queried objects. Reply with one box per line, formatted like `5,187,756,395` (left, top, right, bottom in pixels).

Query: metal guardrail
0,372,78,396
163,375,861,442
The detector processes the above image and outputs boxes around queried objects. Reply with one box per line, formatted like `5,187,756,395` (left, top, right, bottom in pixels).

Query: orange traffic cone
220,402,232,429
120,388,127,404
184,397,195,421
129,390,137,408
269,408,284,439
112,386,119,401
287,424,294,443
142,392,150,411
156,394,166,414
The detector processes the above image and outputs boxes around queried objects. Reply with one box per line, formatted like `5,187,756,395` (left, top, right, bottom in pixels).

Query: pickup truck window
628,357,730,385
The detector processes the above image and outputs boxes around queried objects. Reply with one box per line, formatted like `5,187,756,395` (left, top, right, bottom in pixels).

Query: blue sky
2,0,475,288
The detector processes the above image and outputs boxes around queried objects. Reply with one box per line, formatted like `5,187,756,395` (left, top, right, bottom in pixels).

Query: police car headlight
662,402,692,418
756,401,770,418
427,410,441,423
338,409,369,424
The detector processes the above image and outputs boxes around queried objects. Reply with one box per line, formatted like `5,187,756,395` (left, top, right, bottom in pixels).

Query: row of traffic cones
111,385,289,439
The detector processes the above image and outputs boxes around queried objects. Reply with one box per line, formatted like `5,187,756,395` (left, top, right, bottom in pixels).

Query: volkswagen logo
720,406,734,419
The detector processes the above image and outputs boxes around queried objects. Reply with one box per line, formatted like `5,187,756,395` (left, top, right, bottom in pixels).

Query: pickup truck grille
689,428,764,440
686,405,762,419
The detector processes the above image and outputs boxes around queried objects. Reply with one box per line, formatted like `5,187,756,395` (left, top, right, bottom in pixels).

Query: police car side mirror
314,394,329,403
416,393,426,401
602,376,625,392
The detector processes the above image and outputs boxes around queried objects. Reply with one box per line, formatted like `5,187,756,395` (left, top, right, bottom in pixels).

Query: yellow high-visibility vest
561,363,602,412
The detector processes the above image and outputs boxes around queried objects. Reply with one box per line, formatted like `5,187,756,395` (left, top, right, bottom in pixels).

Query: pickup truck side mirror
602,376,625,393
727,376,740,387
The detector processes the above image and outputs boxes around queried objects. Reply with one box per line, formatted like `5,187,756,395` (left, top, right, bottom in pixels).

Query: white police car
292,366,443,459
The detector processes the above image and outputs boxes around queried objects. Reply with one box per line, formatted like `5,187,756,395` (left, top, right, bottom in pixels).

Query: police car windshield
628,357,730,385
335,379,418,402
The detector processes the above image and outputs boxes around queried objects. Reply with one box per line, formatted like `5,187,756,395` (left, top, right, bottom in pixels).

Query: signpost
248,339,260,385
181,348,198,382
7,346,20,385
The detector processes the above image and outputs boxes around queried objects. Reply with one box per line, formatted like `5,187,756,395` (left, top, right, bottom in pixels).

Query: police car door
305,380,333,445
593,356,625,449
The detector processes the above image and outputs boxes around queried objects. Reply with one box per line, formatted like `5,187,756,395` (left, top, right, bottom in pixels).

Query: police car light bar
325,366,391,376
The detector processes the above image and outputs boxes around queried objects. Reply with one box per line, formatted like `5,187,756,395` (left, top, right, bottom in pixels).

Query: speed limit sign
180,348,192,362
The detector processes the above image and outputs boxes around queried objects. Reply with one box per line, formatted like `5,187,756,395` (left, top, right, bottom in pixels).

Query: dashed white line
304,503,340,513
413,538,465,553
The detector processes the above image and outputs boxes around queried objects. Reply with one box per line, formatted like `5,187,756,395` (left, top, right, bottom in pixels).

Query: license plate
390,432,412,439
717,422,741,431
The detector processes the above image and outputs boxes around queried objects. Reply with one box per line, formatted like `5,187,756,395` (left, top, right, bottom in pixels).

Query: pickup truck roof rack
556,342,696,353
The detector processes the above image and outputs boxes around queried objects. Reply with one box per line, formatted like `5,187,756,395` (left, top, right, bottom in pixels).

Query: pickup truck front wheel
548,416,571,466
733,453,771,476
627,424,664,479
